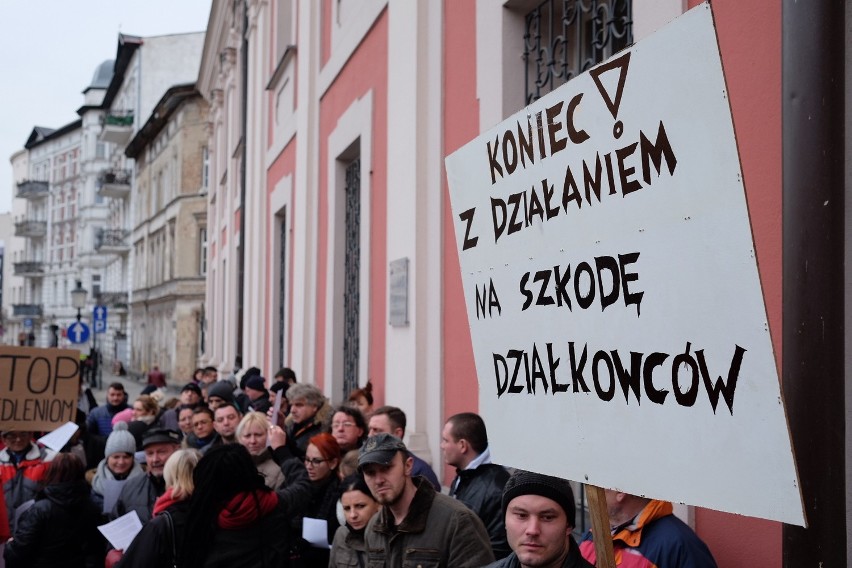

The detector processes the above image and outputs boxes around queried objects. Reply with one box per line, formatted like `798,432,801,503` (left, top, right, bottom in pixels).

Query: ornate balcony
97,169,131,199
13,261,45,277
100,110,134,144
12,304,43,318
14,220,47,238
16,180,49,200
95,228,130,255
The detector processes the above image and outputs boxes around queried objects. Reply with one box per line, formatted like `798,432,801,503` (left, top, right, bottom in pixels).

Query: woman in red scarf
113,448,201,568
180,444,291,567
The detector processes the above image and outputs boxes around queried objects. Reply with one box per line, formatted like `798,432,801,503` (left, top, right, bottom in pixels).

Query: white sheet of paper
101,478,127,514
37,422,79,452
302,517,330,548
271,390,283,427
98,511,143,551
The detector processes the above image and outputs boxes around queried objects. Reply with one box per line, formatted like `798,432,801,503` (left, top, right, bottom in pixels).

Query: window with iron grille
522,1,632,537
343,158,361,399
524,0,633,104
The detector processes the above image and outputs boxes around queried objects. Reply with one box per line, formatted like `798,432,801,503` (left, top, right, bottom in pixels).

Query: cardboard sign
0,346,80,432
445,4,804,525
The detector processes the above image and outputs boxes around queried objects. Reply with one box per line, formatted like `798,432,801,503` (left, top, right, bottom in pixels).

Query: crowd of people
0,364,718,567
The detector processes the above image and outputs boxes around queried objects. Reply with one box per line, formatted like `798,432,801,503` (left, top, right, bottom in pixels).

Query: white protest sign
445,3,804,526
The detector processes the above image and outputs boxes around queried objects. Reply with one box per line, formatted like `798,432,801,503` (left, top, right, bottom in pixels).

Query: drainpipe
236,0,249,362
781,0,846,564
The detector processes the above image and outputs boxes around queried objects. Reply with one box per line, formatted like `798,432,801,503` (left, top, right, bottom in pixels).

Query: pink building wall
314,10,389,396
264,139,297,373
441,0,481,483
689,0,783,565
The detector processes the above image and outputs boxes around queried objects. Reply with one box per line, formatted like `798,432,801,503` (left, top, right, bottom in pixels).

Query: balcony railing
95,229,130,255
98,291,129,312
12,304,43,318
104,111,134,126
14,220,47,238
97,169,131,199
13,261,44,277
101,110,134,144
16,180,49,199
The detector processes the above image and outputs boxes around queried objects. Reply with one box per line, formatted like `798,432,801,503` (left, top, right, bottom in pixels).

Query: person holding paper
292,433,342,566
3,453,104,568
112,449,201,568
329,473,380,567
90,422,144,512
179,444,291,566
0,431,55,541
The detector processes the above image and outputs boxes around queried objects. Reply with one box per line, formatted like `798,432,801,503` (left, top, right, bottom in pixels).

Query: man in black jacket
485,470,593,568
111,428,181,523
442,412,511,559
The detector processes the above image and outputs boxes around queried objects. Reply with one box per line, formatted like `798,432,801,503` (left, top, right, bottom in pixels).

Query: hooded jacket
3,479,104,568
579,500,718,568
0,442,55,539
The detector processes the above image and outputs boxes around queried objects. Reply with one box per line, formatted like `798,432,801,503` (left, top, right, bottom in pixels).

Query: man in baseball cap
485,469,592,568
358,433,494,567
110,428,181,523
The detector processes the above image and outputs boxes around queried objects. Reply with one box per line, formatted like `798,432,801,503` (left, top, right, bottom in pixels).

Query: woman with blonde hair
236,411,285,490
127,394,160,451
113,449,202,567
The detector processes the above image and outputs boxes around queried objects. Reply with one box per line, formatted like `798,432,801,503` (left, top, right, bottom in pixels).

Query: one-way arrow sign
68,321,90,344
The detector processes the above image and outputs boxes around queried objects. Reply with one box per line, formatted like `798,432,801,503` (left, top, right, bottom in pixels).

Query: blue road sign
23,318,32,329
68,321,90,344
93,305,108,334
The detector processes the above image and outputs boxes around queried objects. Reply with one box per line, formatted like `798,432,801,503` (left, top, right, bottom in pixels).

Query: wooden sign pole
586,485,616,568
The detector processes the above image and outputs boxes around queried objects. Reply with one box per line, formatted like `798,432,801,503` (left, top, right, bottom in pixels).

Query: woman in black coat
180,444,291,567
115,448,202,568
3,453,104,568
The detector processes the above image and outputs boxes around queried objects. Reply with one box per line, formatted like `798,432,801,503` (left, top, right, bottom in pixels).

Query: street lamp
70,280,98,387
70,281,87,322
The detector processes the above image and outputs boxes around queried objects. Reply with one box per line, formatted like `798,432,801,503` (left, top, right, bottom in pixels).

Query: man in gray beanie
484,470,593,568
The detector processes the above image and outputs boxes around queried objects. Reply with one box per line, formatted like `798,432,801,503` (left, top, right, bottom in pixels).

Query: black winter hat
207,381,236,404
502,470,576,527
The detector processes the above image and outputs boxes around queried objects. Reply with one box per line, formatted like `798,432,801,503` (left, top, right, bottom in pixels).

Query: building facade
94,32,205,374
125,85,209,382
197,0,847,564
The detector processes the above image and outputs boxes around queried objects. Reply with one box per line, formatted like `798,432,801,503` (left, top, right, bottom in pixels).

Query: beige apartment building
126,84,208,383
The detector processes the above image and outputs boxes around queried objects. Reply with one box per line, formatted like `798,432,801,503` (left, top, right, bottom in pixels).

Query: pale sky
0,0,213,213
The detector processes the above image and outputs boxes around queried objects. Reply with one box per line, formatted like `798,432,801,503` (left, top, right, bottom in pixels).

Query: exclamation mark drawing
589,52,631,140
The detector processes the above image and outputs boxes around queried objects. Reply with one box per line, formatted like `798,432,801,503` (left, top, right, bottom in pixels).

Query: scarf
217,489,279,529
153,487,183,517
